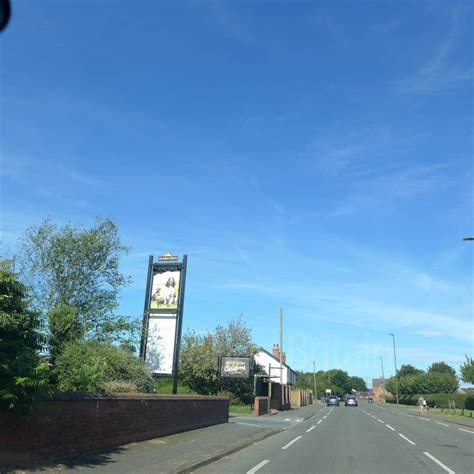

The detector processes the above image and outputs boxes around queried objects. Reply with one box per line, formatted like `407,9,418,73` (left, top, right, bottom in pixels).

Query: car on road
326,396,340,407
345,396,358,407
368,397,374,404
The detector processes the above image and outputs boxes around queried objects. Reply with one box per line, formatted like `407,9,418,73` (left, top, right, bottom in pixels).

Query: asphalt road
198,402,474,474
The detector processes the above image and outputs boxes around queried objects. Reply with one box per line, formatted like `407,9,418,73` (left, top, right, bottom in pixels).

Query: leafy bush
386,393,466,408
54,341,154,393
103,380,138,393
464,392,474,410
0,263,51,415
218,390,245,406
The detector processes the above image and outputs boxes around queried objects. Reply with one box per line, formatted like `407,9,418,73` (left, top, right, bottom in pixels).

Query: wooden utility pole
279,307,283,384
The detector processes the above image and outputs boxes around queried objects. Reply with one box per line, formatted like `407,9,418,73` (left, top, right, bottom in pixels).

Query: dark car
326,396,340,407
345,396,358,407
368,397,374,404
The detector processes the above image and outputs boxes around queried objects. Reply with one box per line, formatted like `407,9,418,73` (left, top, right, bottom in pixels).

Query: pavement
14,404,321,473
198,401,474,474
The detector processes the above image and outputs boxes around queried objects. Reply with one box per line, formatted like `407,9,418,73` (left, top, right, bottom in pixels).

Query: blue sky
1,1,472,385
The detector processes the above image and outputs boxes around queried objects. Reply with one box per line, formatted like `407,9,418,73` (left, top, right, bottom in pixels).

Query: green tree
180,317,260,404
48,304,83,365
385,376,397,396
428,361,456,377
460,356,474,384
0,261,50,415
397,364,423,377
349,376,368,392
387,371,458,396
329,369,351,395
19,218,137,346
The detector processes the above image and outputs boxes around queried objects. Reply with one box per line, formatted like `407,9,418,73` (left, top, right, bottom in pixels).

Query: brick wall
0,394,229,468
253,396,270,416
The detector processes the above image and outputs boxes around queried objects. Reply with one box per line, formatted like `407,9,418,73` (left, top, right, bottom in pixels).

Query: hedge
386,393,468,408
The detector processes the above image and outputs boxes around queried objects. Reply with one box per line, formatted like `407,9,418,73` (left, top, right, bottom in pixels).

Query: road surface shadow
2,445,125,473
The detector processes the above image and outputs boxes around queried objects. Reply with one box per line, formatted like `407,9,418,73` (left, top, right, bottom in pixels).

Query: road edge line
176,428,282,473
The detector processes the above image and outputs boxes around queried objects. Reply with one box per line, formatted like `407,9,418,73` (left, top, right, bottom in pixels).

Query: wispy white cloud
300,126,460,217
354,343,467,367
398,8,473,92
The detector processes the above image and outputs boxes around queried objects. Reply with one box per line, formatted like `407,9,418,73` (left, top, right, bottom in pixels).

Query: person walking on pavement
422,398,427,414
418,396,424,414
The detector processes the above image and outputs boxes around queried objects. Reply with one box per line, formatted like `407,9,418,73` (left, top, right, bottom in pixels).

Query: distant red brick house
372,378,392,401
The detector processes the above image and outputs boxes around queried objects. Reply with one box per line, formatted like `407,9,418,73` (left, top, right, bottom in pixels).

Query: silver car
345,396,358,407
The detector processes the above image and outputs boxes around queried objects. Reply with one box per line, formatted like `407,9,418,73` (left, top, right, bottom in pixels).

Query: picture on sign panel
219,356,251,379
150,270,180,310
145,316,177,375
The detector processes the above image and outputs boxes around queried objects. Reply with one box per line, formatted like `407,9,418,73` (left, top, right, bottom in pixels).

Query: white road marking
317,419,323,424
435,422,450,427
398,433,416,445
420,418,431,422
247,460,270,474
406,415,415,418
296,418,302,422
306,425,315,432
323,415,327,419
284,418,290,421
377,419,385,424
459,428,474,434
236,422,265,428
281,436,302,450
386,424,396,431
423,452,455,474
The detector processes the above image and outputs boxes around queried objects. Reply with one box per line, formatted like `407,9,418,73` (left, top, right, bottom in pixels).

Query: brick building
371,378,392,401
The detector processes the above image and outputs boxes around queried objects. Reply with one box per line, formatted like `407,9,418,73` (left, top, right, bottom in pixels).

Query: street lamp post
313,360,318,401
389,333,399,406
380,356,386,402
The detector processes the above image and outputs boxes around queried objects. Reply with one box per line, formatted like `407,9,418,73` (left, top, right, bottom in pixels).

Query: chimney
272,343,280,359
282,352,286,364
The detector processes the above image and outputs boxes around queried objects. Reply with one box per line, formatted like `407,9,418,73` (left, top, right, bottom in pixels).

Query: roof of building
256,347,296,374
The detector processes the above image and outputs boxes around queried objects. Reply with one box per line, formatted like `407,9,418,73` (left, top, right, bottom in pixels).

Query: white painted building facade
254,345,296,386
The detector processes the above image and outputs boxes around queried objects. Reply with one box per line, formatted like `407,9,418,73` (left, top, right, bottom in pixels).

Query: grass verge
229,404,253,415
383,402,474,418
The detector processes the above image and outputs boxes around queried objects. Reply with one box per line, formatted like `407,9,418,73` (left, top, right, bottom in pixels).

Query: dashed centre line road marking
377,419,384,424
386,424,396,431
398,433,416,446
306,425,315,432
281,436,302,450
317,419,323,425
420,417,431,422
436,422,450,427
459,428,474,434
247,460,270,474
423,452,455,474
